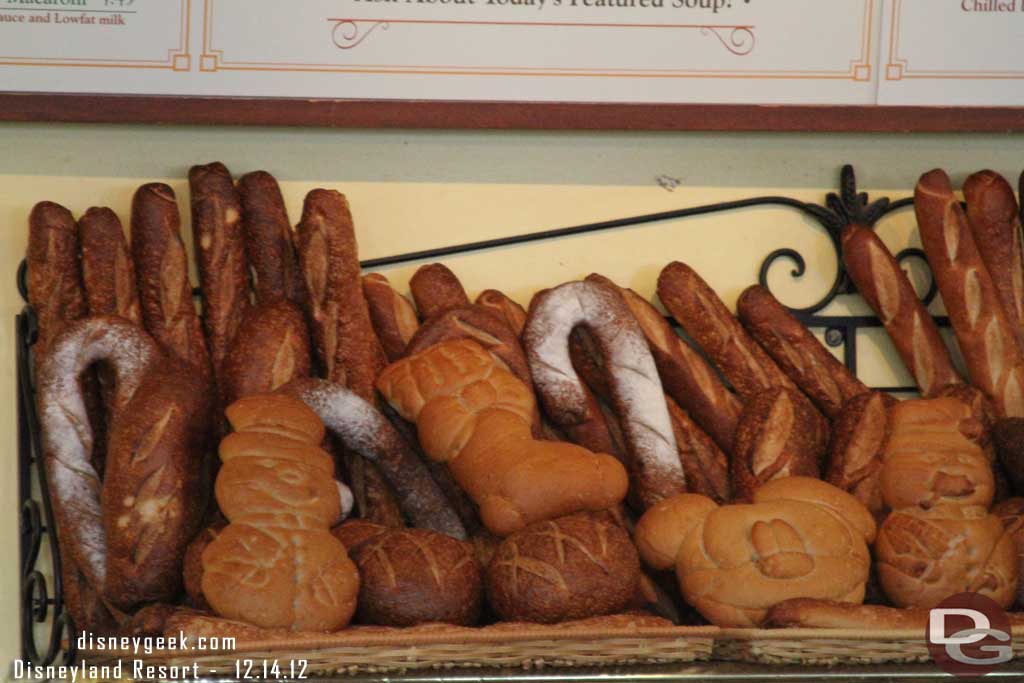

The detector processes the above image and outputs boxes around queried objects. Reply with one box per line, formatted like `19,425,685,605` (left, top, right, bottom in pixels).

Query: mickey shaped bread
634,477,876,627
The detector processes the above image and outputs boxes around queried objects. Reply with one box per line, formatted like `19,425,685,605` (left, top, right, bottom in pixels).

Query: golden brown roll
634,477,876,627
486,512,640,623
876,504,1017,609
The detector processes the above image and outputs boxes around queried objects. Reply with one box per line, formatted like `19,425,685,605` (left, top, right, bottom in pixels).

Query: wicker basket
84,625,716,676
715,627,1024,666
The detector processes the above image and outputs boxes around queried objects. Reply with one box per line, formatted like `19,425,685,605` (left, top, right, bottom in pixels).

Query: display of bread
202,393,359,631
635,477,876,627
23,163,1024,652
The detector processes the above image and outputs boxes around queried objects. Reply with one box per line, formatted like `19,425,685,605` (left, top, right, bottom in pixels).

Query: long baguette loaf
78,207,141,324
841,223,963,397
615,282,742,453
237,171,306,305
916,169,1024,418
188,162,250,392
363,273,419,361
826,391,897,518
409,263,470,319
767,597,1024,629
964,170,1024,352
295,189,386,394
665,397,730,503
737,285,867,419
656,262,798,399
130,183,212,379
28,202,113,632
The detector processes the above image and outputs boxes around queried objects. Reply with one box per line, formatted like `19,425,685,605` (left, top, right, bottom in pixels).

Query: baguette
295,188,386,395
615,282,742,453
476,289,527,336
826,391,897,518
841,223,963,397
656,262,798,400
362,273,419,361
409,263,470,319
221,301,312,406
188,162,250,391
237,171,305,305
130,183,211,379
964,170,1024,352
916,169,1024,418
78,207,141,324
737,285,867,419
666,397,730,503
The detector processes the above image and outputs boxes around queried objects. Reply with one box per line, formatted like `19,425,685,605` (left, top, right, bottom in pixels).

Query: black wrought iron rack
16,165,951,671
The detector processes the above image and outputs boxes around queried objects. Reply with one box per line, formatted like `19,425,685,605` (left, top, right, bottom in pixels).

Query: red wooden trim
2,93,1024,132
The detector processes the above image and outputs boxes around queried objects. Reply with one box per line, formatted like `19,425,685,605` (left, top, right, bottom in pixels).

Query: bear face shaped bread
634,477,876,627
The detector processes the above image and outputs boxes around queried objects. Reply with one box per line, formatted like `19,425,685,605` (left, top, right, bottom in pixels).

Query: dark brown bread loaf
826,391,897,519
486,512,641,623
237,170,306,305
221,301,312,406
476,289,528,336
188,162,250,393
841,223,963,398
731,387,827,501
964,170,1024,352
78,207,141,324
738,285,868,419
666,397,730,503
130,183,211,379
409,263,470,319
995,418,1024,495
351,528,481,626
916,169,1024,417
362,273,419,361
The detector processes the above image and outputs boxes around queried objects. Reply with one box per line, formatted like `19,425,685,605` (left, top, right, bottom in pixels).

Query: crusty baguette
615,282,742,453
409,263,470,319
656,262,798,400
130,183,211,379
221,301,312,406
295,188,386,395
188,162,250,392
964,170,1024,352
362,273,419,361
826,391,896,519
737,285,867,419
237,170,306,305
476,289,527,336
916,169,1024,418
666,397,730,503
78,207,141,324
841,223,963,397
28,201,112,632
27,201,88,361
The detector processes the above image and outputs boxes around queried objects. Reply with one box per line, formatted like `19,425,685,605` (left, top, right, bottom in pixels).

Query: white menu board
0,0,880,104
877,0,1024,106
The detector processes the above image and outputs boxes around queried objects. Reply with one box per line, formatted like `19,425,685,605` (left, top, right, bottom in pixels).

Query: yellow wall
3,122,1024,669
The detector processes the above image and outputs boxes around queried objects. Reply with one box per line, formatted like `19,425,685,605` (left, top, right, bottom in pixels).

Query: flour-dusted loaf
486,512,640,623
202,393,359,631
38,316,212,609
524,278,684,509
